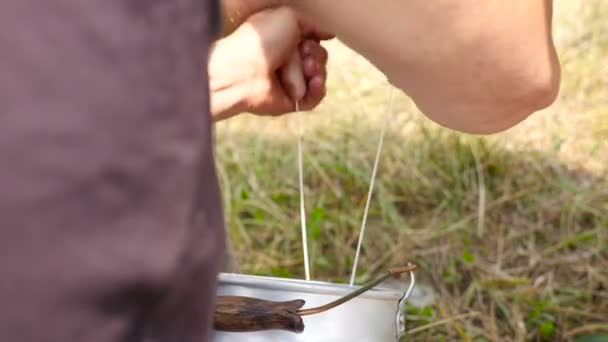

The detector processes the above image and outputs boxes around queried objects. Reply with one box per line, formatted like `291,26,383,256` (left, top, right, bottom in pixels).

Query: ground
214,2,608,341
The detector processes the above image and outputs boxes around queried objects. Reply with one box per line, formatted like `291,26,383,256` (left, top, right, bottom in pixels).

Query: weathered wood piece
214,296,306,333
213,264,417,333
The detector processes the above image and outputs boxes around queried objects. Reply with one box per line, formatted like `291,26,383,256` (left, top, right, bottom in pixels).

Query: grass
214,2,608,341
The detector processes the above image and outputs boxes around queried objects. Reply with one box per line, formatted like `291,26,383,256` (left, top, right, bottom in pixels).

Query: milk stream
295,101,311,281
294,85,395,285
349,86,395,286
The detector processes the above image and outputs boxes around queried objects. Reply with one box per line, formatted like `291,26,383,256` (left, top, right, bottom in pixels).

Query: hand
209,7,331,121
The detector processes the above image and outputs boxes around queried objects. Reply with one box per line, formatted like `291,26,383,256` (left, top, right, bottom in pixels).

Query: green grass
215,2,608,341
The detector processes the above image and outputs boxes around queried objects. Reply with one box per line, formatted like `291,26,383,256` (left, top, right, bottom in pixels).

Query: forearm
289,0,560,133
219,0,282,37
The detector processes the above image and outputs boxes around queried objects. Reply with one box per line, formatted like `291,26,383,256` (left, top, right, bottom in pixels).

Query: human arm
209,7,329,122
218,0,334,40
286,0,560,134
219,0,280,37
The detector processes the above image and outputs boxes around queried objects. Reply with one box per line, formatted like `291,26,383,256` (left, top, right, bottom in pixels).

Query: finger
302,57,328,82
302,57,318,79
300,40,313,57
280,51,307,101
302,57,327,80
300,40,329,65
300,75,326,110
301,41,328,81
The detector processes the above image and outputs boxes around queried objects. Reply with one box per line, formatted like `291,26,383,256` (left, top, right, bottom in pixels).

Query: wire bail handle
396,263,416,339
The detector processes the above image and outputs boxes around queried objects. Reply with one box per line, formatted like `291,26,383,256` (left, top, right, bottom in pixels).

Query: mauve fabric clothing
0,1,224,341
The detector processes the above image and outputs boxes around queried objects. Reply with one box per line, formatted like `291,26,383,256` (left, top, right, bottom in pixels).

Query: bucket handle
395,262,416,339
213,264,418,333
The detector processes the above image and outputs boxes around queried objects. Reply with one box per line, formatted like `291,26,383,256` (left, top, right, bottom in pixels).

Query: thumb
280,51,307,102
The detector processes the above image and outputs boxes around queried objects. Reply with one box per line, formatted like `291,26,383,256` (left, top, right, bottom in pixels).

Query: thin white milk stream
295,85,395,285
295,101,311,281
295,87,416,335
349,86,395,285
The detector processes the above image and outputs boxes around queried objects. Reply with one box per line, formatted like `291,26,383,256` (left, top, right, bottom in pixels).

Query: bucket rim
217,272,403,301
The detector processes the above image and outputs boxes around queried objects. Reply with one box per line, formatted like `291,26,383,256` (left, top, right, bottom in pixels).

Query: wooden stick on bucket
213,264,417,333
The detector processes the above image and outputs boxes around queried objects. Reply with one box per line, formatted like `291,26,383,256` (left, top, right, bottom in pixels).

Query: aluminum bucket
211,273,410,342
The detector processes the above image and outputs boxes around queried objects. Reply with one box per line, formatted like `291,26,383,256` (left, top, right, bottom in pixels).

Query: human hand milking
209,6,333,122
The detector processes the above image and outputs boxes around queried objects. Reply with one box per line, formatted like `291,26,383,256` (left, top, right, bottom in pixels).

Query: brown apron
0,0,224,341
